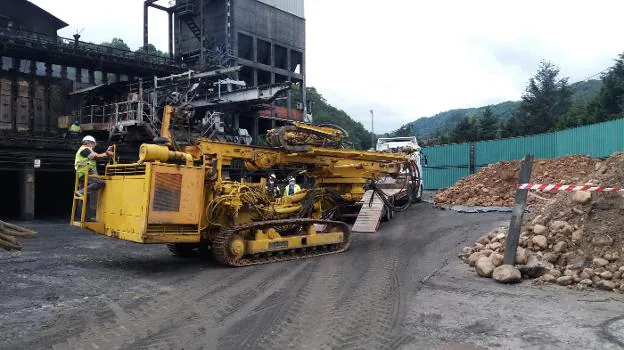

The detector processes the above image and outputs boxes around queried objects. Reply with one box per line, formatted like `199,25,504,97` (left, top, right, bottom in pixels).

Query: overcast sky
31,0,624,133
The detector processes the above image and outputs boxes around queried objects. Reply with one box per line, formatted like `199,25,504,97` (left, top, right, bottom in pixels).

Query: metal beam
143,1,149,52
148,2,170,12
168,12,173,59
188,83,292,108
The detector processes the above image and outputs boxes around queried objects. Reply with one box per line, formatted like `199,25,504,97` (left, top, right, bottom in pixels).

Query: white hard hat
82,135,96,144
269,173,276,179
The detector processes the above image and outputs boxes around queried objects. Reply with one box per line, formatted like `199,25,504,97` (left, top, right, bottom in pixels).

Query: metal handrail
0,27,179,67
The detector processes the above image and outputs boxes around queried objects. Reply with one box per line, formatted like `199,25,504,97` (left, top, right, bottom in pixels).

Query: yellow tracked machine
71,106,418,266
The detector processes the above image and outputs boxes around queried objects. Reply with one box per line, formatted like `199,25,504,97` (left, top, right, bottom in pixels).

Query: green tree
478,106,498,140
450,117,479,143
100,38,131,51
588,52,624,122
391,124,413,137
305,87,373,150
136,43,168,58
516,60,572,135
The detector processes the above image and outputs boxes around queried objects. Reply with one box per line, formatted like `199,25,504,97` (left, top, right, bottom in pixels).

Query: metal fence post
503,154,534,265
469,142,475,174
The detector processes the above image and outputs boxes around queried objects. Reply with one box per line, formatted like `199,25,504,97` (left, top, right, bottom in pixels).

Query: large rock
533,224,547,235
542,274,557,283
518,255,553,278
572,191,592,205
468,252,485,266
544,252,559,263
601,271,613,280
592,235,614,247
579,279,593,287
550,221,573,234
556,276,574,286
490,253,504,267
477,236,490,245
553,241,567,253
532,235,548,250
516,248,529,265
596,280,616,291
476,257,495,277
571,230,583,243
550,269,563,278
580,268,594,279
492,265,522,284
593,257,610,267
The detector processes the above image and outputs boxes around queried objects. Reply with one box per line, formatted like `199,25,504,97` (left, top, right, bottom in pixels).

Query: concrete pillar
19,168,35,220
75,66,82,86
252,115,259,146
233,113,240,130
88,69,95,85
102,71,108,84
61,65,68,80
253,37,258,63
114,73,120,83
253,68,258,87
0,57,3,71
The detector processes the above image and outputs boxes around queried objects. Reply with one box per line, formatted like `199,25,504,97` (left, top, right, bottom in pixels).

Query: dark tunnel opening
35,170,74,219
0,170,20,219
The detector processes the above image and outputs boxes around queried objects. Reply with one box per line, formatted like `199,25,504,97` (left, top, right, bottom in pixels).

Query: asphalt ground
2,202,624,349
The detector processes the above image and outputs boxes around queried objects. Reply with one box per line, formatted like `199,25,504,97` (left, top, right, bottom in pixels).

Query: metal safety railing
0,26,180,68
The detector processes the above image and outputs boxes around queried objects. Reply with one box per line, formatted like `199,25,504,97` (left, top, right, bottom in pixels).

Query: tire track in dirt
129,260,313,350
52,264,280,350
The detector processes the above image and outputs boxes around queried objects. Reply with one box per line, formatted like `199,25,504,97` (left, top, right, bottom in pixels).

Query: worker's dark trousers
77,170,105,221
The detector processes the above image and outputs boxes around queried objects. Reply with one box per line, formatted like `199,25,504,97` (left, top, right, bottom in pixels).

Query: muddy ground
2,203,624,349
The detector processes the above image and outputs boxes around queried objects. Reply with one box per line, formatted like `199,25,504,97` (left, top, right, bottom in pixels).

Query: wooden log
0,220,37,235
0,232,20,245
2,228,37,238
0,237,21,251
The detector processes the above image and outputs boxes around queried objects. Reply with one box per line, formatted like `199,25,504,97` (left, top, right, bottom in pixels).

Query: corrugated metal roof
256,0,304,18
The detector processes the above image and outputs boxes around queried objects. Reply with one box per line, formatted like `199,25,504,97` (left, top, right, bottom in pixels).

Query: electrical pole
370,109,374,150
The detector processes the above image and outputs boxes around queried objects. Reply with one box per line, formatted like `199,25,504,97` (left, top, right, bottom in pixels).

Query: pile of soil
435,156,598,207
459,153,624,292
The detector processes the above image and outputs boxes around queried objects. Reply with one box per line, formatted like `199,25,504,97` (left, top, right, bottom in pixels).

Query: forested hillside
307,87,374,150
403,79,602,141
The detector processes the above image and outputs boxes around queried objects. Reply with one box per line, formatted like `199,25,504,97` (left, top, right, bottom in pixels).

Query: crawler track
212,218,352,267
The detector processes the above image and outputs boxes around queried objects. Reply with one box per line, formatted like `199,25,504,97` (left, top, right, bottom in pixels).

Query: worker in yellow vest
74,135,113,196
282,176,301,197
68,120,81,139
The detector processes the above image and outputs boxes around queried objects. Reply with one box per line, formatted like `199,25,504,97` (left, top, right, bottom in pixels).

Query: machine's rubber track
212,218,352,267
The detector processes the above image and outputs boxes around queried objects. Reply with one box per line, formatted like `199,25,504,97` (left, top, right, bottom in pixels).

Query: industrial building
0,0,307,220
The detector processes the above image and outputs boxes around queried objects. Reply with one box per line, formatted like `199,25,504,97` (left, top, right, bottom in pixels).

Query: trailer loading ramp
351,188,404,233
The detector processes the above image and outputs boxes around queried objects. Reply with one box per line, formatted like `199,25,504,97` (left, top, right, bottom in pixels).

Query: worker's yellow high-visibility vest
74,145,96,177
69,124,81,133
282,184,301,197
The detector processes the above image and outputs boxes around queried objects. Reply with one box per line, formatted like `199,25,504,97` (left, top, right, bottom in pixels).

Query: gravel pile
435,156,598,207
459,153,624,292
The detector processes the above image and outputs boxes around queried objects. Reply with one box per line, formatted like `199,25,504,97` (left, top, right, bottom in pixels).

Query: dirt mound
435,156,598,207
459,153,624,292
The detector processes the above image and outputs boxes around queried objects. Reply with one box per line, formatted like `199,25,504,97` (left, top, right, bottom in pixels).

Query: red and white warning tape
516,183,624,192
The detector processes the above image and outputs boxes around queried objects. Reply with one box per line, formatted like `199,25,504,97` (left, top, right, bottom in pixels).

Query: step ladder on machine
70,145,117,227
70,173,90,227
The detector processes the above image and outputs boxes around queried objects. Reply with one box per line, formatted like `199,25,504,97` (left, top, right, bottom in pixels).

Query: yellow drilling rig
71,106,420,266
